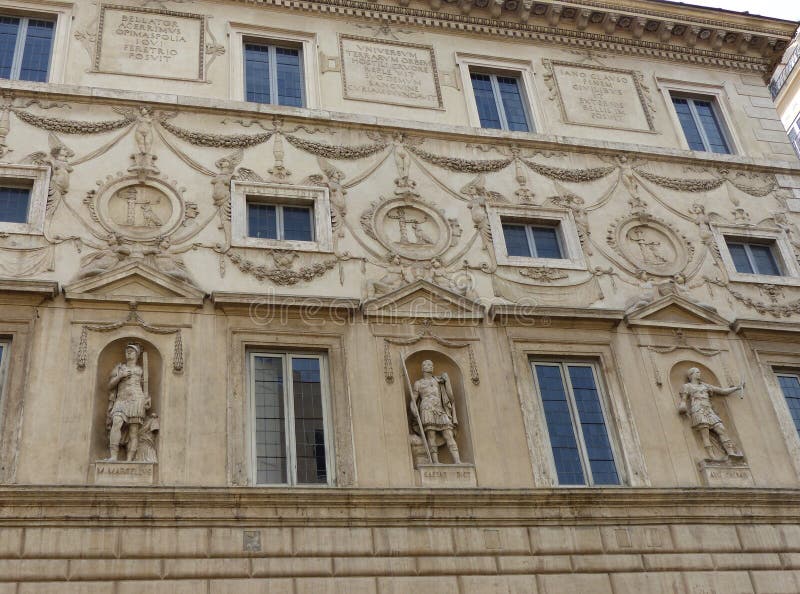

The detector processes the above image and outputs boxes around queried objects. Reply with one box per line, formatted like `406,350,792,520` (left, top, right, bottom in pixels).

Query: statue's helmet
125,343,142,359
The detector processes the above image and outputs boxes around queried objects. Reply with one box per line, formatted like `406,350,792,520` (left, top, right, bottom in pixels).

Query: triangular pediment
363,280,484,320
625,294,730,330
64,262,205,305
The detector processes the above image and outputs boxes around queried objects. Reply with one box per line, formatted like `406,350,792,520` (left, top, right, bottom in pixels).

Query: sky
665,0,800,22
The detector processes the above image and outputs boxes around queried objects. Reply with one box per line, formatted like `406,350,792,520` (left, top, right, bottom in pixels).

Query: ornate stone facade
0,0,798,592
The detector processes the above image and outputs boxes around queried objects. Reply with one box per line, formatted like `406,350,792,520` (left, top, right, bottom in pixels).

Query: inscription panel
545,61,654,132
340,35,443,109
698,460,754,487
416,464,477,487
95,5,205,81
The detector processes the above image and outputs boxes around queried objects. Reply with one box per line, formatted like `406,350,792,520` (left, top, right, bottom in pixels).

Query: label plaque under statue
404,357,476,487
94,342,159,485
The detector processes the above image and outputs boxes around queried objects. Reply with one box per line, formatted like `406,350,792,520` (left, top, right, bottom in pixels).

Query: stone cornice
1,486,799,526
2,80,799,178
222,0,796,75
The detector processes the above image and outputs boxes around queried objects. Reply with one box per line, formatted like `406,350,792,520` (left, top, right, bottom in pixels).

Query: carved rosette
607,213,694,277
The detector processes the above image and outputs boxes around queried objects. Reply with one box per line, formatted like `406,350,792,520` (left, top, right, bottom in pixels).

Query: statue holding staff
408,359,461,464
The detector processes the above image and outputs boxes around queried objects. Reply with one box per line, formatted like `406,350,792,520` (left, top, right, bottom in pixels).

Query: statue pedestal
697,459,753,487
93,461,155,486
416,463,477,487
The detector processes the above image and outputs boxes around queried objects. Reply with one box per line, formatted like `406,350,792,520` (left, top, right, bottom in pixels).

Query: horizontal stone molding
1,487,800,527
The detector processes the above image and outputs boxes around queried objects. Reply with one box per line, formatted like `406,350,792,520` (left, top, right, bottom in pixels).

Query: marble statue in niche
105,343,158,462
408,359,461,464
678,367,744,461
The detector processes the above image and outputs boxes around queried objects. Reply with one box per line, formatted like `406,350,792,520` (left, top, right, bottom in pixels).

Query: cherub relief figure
678,367,745,461
409,359,461,464
211,149,243,224
106,343,151,462
144,237,196,286
25,132,74,214
366,254,411,298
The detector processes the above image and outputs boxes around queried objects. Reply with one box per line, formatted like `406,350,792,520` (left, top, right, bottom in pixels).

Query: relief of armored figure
678,367,744,461
409,359,461,464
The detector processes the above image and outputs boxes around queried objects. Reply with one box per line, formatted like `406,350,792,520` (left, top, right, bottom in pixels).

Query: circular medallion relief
614,218,691,276
94,177,184,241
372,199,451,261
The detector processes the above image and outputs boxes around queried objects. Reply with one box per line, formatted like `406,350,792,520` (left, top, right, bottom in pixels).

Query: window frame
0,165,49,235
456,53,542,134
468,69,532,132
788,113,800,159
529,358,623,487
243,40,306,107
0,340,10,400
247,350,334,487
501,220,565,260
712,223,800,286
670,93,733,154
231,180,333,252
487,204,585,269
247,200,315,242
657,78,740,155
228,22,318,109
0,2,70,84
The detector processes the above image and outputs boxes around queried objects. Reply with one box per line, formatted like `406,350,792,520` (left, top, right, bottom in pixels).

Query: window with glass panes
469,70,531,132
725,238,783,276
0,15,54,82
244,42,304,107
249,352,331,485
0,185,30,223
502,221,563,259
670,94,731,154
776,372,800,440
247,201,314,241
789,115,800,159
531,361,620,486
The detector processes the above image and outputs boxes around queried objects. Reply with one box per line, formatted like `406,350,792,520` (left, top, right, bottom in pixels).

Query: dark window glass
749,244,781,276
693,100,730,154
248,203,277,239
0,16,20,79
244,43,271,104
727,240,782,276
778,375,800,438
470,72,502,129
253,356,287,485
502,223,531,257
672,95,731,154
276,47,303,107
535,364,586,485
292,358,326,484
727,242,754,274
19,19,53,82
531,226,562,259
496,76,529,132
282,206,313,241
672,97,706,151
567,366,619,485
0,187,30,223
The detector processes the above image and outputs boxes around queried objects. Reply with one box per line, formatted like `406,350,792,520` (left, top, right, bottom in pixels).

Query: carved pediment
363,280,484,320
625,295,731,331
64,262,204,305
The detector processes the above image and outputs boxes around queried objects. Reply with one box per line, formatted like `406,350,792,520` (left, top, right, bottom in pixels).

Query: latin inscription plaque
697,460,754,487
95,5,205,81
340,35,443,109
94,461,155,485
545,61,654,132
416,463,477,487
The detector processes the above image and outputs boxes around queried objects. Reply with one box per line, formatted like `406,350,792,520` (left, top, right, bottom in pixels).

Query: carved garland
12,110,134,134
707,278,800,318
159,119,274,148
284,134,389,160
226,250,337,285
76,305,184,373
523,159,617,183
407,145,512,173
635,168,726,193
382,321,480,385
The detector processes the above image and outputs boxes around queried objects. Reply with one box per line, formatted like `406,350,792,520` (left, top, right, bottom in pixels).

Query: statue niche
91,338,161,482
403,350,475,485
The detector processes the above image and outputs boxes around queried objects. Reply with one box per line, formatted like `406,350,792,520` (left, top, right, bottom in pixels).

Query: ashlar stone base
416,463,477,487
93,461,155,485
697,459,754,487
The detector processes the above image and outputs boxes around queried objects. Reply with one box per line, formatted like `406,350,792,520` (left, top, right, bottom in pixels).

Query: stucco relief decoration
362,197,452,261
607,213,694,277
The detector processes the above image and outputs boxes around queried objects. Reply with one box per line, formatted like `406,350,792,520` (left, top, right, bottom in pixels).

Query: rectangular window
244,41,304,107
502,221,563,259
671,94,731,154
725,238,784,276
470,70,530,132
789,115,800,159
777,372,800,439
249,352,331,486
0,185,31,224
0,15,54,82
247,201,314,242
531,361,620,486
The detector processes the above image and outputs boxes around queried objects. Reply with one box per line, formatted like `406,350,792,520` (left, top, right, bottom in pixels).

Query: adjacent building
0,0,799,592
772,29,800,158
